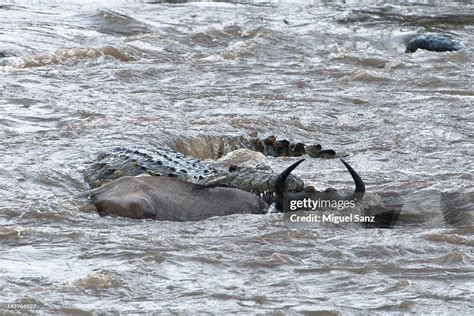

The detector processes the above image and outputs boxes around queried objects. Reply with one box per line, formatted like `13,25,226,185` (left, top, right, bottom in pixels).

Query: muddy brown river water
0,0,473,314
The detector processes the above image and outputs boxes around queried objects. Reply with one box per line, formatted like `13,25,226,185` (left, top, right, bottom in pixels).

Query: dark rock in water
0,52,6,58
251,137,264,153
276,139,290,149
289,142,306,156
406,34,464,53
305,144,335,158
248,135,338,158
272,139,290,156
305,144,322,158
319,149,336,158
263,135,276,145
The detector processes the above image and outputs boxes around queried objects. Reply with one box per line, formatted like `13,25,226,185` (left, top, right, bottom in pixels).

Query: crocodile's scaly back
84,146,217,188
84,146,305,194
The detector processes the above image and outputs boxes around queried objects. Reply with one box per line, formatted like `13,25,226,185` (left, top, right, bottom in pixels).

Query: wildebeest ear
275,159,305,197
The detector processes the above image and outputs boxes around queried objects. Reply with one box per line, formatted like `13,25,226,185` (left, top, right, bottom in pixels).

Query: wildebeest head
272,159,365,211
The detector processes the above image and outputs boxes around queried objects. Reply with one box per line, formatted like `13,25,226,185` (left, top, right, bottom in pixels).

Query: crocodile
83,146,366,219
83,146,305,194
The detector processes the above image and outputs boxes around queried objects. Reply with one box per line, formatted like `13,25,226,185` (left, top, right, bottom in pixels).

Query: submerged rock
406,34,464,53
249,135,335,158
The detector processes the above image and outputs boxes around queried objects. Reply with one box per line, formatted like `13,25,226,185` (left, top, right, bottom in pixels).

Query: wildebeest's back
89,176,268,221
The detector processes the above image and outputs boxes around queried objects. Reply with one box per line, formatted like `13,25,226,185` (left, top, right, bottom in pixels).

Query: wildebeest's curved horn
275,159,305,198
340,159,365,201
